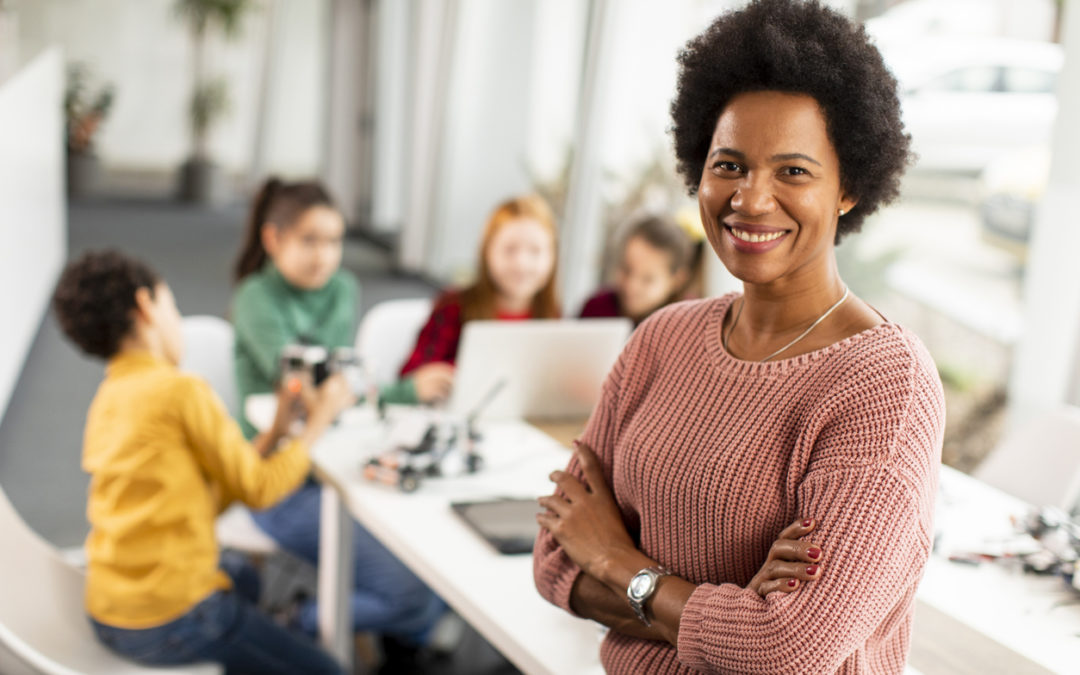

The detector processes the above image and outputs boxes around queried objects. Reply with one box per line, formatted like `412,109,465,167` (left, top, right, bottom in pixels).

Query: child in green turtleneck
229,178,447,660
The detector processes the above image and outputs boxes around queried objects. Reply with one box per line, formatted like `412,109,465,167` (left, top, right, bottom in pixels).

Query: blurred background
3,0,1080,672
0,0,1078,622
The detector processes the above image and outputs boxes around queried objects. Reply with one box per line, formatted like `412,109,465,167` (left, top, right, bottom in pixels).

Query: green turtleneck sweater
232,262,416,438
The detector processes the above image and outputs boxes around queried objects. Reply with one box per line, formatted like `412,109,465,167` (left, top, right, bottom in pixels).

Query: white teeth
731,228,785,243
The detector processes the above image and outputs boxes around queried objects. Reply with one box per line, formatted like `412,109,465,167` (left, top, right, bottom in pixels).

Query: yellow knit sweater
82,351,310,628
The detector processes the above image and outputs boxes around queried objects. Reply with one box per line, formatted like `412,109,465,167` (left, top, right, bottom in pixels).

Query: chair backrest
975,405,1080,511
355,298,433,387
181,316,239,418
0,485,220,675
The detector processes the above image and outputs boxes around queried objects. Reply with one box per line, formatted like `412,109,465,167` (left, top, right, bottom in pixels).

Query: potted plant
64,64,115,199
174,0,255,204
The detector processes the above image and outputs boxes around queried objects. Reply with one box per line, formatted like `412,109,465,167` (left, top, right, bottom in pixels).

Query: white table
247,396,1080,673
309,413,604,675
912,466,1080,674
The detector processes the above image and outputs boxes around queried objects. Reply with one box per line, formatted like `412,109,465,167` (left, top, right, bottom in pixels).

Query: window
1002,67,1057,94
920,66,1001,93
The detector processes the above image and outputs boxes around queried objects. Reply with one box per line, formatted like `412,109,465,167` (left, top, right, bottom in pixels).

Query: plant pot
178,157,225,205
66,152,102,200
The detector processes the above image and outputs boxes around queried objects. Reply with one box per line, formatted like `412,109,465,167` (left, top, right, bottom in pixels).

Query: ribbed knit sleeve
675,335,944,674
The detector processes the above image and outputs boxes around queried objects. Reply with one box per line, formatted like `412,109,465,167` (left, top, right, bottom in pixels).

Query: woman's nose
729,173,777,216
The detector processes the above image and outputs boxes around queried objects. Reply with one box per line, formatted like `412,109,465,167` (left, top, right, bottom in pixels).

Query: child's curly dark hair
670,0,911,241
52,250,161,359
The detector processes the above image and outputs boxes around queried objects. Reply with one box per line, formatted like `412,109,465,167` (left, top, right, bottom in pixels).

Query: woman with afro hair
533,1,944,673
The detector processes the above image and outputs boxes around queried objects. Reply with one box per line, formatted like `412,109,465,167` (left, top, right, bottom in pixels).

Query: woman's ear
838,190,859,217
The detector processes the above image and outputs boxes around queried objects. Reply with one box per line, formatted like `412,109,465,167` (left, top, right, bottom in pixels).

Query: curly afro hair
670,0,911,242
52,250,161,359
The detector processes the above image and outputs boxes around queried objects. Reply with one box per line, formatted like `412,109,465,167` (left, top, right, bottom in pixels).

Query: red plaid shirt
399,290,534,376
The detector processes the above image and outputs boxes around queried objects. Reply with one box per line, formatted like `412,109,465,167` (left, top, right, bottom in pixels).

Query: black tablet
451,497,543,555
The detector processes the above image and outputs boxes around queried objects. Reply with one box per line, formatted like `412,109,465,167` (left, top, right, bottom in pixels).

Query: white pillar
322,0,375,224
1008,0,1080,428
370,0,412,233
398,0,459,272
559,0,617,315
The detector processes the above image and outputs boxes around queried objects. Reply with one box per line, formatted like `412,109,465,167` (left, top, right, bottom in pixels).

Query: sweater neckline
706,292,899,376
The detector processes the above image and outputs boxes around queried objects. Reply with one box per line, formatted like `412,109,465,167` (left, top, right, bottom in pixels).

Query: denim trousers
90,552,343,674
252,479,445,642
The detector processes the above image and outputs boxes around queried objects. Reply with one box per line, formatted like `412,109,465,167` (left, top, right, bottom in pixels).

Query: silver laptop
449,319,632,421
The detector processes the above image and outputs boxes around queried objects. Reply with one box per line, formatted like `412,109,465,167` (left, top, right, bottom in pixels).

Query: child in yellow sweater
52,250,350,674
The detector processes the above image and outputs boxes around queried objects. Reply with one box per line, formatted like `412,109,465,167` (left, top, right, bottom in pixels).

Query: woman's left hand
537,441,638,580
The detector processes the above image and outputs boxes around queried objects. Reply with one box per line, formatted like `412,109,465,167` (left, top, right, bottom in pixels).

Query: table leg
318,484,354,670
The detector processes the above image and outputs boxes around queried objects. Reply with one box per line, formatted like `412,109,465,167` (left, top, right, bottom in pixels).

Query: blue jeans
91,554,342,674
253,480,445,642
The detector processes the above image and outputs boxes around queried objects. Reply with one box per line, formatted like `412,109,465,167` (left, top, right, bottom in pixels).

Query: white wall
9,0,326,176
0,48,66,425
426,0,538,282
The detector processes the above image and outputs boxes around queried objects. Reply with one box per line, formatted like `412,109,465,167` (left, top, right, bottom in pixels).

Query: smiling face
698,91,857,289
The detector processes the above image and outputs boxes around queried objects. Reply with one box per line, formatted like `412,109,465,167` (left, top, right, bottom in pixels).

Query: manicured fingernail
802,519,812,528
787,579,797,588
806,565,819,576
808,547,821,559
549,471,558,480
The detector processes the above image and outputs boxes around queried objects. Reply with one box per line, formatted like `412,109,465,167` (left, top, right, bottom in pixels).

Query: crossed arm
536,442,825,647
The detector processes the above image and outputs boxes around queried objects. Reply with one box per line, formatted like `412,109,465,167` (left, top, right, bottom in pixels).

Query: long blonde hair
459,194,561,322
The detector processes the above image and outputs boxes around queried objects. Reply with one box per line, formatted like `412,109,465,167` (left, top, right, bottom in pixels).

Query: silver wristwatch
627,566,671,626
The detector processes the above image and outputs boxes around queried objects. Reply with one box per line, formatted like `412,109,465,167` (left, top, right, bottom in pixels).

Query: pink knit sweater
534,294,945,674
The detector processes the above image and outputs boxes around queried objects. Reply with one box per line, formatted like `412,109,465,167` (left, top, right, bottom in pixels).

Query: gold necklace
723,287,850,362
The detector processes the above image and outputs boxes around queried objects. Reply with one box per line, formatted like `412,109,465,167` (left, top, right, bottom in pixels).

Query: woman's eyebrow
709,147,744,159
770,152,821,166
707,148,822,167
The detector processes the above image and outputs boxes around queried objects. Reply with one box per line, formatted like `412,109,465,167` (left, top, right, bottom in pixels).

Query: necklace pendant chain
723,286,850,362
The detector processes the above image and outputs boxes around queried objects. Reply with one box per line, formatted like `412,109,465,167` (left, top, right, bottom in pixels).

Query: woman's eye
714,161,741,173
782,166,810,177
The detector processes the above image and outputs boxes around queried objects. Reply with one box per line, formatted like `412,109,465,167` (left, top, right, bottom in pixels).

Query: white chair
181,315,278,557
0,484,221,675
180,316,239,418
355,298,434,387
974,405,1080,511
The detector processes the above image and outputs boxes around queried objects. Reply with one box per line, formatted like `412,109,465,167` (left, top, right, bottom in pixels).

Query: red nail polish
787,579,797,588
806,565,819,576
808,547,821,559
802,519,812,528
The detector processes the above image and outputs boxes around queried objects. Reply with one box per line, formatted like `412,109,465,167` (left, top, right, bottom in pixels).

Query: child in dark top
579,213,702,326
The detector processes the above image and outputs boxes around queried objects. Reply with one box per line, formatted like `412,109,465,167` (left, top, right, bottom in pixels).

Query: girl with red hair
398,194,561,403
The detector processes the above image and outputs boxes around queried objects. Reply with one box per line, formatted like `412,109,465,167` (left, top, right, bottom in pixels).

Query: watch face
630,572,652,600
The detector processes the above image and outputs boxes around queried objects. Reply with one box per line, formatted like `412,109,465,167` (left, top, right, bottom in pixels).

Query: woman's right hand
412,362,455,403
746,518,825,597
